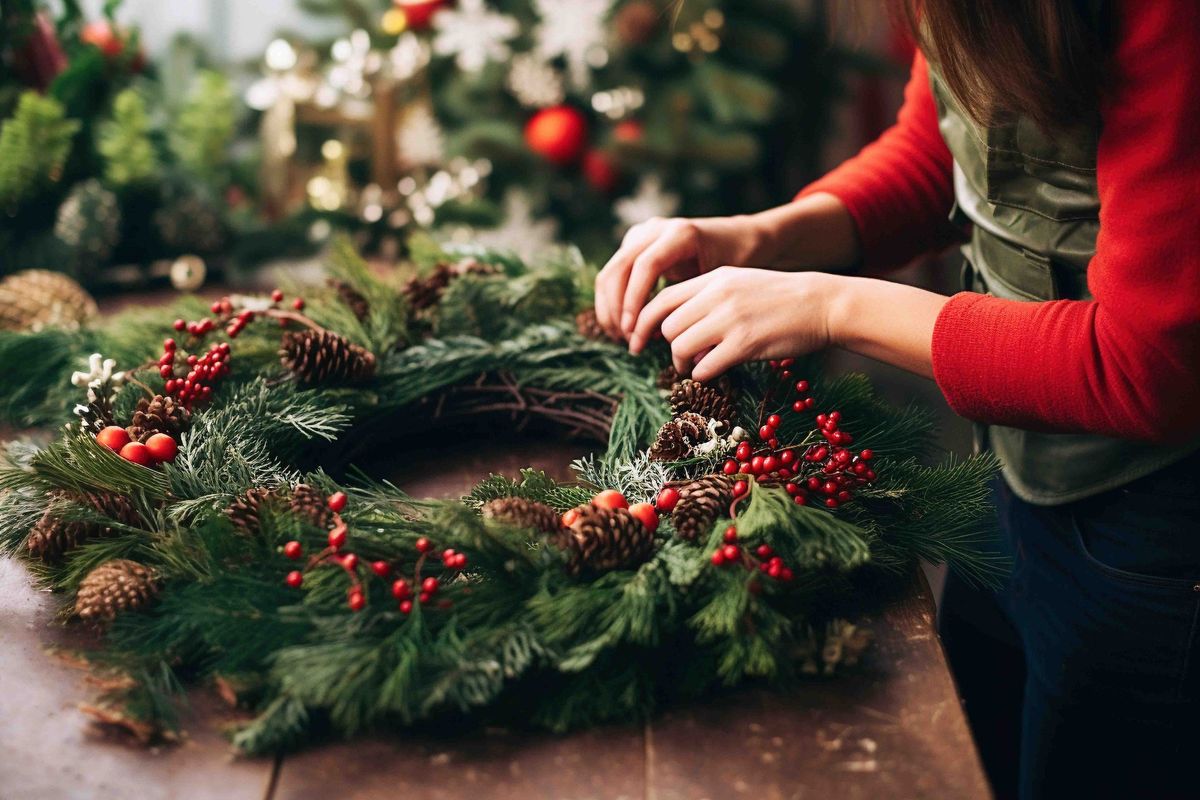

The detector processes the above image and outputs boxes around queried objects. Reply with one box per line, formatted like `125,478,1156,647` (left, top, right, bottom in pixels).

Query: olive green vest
928,68,1199,505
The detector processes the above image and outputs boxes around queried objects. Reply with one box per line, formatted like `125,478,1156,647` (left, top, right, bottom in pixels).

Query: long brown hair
895,0,1111,131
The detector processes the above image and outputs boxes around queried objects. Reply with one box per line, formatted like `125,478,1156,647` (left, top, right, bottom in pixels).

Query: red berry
328,525,347,549
768,562,782,579
628,502,659,533
711,550,727,566
785,482,799,495
794,494,808,505
837,490,853,503
780,449,796,465
271,289,284,303
860,449,874,461
733,480,749,498
781,567,794,581
119,441,154,466
327,491,347,512
768,438,779,450
777,467,792,480
816,414,828,427
762,455,779,473
419,592,431,604
210,301,222,314
441,548,456,564
292,297,305,310
756,544,773,558
807,477,822,490
792,400,805,412
286,570,303,588
284,540,303,559
341,553,359,571
825,498,839,509
422,576,439,594
592,489,628,510
722,459,738,475
163,338,176,351
655,486,681,513
780,370,792,379
723,525,738,543
452,553,467,569
805,397,816,409
721,544,739,562
415,537,432,553
823,481,838,495
173,318,186,331
759,425,773,441
562,508,581,527
348,591,365,612
735,442,752,461
144,433,178,463
795,380,809,393
767,414,781,428
750,455,764,474
95,425,131,453
391,579,411,599
738,461,751,474
780,358,794,368
399,599,413,614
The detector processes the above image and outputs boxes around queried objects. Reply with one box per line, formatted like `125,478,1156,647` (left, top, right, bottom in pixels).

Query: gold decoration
0,269,98,332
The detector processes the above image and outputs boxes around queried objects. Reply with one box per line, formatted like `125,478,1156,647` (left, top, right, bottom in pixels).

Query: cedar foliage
0,236,1002,753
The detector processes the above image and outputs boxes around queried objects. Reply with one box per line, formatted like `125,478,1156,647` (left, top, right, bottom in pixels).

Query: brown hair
894,0,1111,131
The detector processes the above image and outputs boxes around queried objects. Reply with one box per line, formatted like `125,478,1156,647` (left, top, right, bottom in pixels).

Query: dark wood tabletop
0,432,991,800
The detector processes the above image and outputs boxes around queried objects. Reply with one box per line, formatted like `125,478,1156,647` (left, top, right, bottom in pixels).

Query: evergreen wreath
0,235,1002,753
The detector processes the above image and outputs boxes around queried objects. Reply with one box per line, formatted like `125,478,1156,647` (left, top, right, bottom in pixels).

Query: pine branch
0,92,79,210
98,89,158,187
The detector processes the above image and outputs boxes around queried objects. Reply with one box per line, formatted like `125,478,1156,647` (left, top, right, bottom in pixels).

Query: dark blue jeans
939,459,1200,800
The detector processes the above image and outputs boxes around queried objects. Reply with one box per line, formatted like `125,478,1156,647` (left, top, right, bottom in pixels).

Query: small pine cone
551,505,655,576
656,365,681,390
126,393,190,443
671,474,736,541
289,484,335,529
669,379,737,427
225,487,278,536
575,308,614,342
328,278,370,321
648,412,711,461
481,497,562,534
74,559,159,624
75,394,115,434
402,260,495,312
280,330,377,385
26,490,139,563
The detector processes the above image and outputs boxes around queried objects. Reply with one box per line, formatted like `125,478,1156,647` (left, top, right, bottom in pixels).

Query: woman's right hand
593,214,762,341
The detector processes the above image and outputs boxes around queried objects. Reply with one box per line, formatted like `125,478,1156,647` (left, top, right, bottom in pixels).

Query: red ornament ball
582,149,619,193
524,106,588,165
119,441,154,466
393,0,448,30
95,425,131,453
655,486,680,513
627,502,659,533
144,433,178,463
592,489,629,511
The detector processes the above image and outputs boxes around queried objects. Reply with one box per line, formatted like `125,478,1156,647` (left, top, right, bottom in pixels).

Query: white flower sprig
71,353,127,392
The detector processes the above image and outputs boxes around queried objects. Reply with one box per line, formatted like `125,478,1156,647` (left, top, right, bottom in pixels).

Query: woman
593,2,1200,798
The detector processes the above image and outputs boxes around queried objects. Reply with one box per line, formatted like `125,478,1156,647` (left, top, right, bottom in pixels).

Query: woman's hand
628,267,841,382
594,215,764,341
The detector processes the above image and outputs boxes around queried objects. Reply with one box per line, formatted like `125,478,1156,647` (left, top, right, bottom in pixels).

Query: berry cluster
708,525,795,583
94,425,177,467
282,491,469,614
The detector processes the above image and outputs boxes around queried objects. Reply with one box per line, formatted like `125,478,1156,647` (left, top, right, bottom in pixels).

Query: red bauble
591,489,629,511
582,149,619,193
525,106,588,165
118,441,154,466
655,486,680,513
627,502,659,533
80,20,123,57
145,433,178,463
394,0,449,30
95,425,131,453
613,119,644,144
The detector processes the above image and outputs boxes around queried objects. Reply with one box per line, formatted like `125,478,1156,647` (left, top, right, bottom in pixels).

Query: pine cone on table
74,559,159,624
481,496,562,535
648,411,711,461
289,483,334,530
551,505,656,575
329,278,370,321
671,474,736,541
126,393,190,443
225,487,279,536
669,379,737,428
26,490,139,563
279,330,376,385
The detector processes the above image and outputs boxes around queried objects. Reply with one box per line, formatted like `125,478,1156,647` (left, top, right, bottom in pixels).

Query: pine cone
280,330,376,385
0,269,99,332
402,260,497,312
329,278,370,321
575,308,615,342
551,505,656,575
669,379,737,427
126,393,190,443
648,412,711,461
656,365,682,390
481,496,562,534
289,484,334,529
75,394,115,434
671,474,736,541
26,490,139,563
225,487,279,536
74,559,159,624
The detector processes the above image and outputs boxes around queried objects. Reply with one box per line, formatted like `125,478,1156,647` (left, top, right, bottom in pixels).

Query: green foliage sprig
0,92,79,210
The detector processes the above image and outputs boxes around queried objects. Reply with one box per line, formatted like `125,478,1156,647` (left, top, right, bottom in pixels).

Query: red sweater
800,2,1200,443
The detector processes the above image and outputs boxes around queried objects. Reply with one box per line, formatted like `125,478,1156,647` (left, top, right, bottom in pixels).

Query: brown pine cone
656,365,682,390
668,379,737,427
74,559,159,624
671,474,736,541
280,330,377,385
75,394,115,434
551,505,656,575
126,393,190,443
402,260,497,312
0,269,98,332
481,496,562,534
225,487,279,536
575,308,616,342
328,278,370,321
648,412,711,461
26,490,139,563
289,483,334,529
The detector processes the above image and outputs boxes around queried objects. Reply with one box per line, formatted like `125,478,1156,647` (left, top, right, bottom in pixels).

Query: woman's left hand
627,267,840,382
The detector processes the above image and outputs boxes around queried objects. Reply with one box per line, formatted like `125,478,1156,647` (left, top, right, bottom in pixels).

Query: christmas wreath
0,237,1001,752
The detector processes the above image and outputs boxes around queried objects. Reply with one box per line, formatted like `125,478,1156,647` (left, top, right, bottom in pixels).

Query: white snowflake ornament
432,0,519,74
396,103,445,167
614,174,680,234
533,0,613,90
507,53,565,108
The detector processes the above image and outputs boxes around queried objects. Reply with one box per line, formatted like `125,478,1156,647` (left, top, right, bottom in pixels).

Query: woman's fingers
595,220,662,338
619,221,698,337
691,340,744,383
667,310,724,377
627,275,708,355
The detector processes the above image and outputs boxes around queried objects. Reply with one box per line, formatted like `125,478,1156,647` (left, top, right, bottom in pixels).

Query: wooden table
0,433,990,799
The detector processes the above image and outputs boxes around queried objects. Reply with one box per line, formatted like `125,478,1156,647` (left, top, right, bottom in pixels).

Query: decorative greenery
98,88,157,187
0,91,79,211
168,70,235,186
0,237,1002,753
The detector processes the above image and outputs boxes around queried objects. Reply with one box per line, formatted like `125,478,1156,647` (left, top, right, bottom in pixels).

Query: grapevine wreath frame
0,236,1002,753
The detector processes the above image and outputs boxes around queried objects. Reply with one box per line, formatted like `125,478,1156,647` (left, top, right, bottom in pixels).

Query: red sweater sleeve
797,51,962,271
931,0,1200,442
